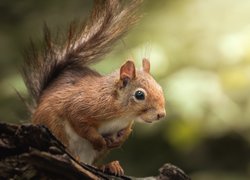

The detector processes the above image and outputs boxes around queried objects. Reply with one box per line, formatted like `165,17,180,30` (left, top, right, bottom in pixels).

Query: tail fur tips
22,0,142,105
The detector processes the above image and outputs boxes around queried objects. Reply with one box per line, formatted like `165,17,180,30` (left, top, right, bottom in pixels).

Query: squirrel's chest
98,117,133,135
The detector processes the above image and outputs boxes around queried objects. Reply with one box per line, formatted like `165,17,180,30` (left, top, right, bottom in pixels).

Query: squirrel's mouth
136,117,155,124
144,120,153,123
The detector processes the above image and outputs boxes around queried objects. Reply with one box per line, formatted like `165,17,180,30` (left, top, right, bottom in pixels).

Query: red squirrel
22,0,166,176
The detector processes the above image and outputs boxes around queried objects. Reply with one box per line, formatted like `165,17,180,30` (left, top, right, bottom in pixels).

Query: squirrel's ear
142,58,150,73
120,60,136,87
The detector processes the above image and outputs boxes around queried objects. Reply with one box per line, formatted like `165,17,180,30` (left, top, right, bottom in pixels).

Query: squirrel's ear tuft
142,58,150,73
120,60,136,87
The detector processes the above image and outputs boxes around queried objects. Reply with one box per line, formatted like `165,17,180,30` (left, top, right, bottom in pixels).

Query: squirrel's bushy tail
23,0,142,105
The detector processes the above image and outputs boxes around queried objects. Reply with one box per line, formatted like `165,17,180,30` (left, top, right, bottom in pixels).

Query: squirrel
22,0,166,176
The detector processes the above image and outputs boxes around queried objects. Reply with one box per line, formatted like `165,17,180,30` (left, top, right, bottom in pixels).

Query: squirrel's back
22,0,142,109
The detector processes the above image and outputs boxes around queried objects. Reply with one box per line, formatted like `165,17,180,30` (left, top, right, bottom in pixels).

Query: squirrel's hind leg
100,160,124,176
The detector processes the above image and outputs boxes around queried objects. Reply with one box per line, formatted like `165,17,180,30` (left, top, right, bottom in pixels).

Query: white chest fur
98,117,133,135
65,121,97,164
65,117,133,164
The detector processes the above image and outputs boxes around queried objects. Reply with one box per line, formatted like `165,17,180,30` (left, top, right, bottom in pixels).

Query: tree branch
0,122,190,180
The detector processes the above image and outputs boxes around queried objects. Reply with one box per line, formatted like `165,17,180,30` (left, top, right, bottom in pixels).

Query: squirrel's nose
157,110,166,120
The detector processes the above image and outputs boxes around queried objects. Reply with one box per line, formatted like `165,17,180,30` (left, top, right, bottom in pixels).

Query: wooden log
0,122,190,180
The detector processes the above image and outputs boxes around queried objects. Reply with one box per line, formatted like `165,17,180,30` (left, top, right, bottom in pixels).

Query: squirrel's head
116,59,166,123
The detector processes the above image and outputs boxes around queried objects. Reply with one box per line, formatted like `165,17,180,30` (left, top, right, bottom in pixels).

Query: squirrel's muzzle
156,109,166,120
157,111,166,120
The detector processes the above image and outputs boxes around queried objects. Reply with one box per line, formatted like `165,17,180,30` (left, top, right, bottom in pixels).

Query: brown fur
32,62,165,149
24,0,166,171
23,0,142,105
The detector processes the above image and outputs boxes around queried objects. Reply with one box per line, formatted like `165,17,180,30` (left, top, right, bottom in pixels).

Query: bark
0,122,191,180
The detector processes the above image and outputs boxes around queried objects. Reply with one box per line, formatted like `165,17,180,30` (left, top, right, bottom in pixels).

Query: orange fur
24,0,166,175
32,61,166,164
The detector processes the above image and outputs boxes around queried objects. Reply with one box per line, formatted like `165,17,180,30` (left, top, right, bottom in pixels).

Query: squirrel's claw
100,160,124,176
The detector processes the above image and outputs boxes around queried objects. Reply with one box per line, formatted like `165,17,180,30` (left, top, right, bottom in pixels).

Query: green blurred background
1,0,250,179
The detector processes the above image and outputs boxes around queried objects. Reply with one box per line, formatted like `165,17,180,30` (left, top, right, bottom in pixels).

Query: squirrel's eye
135,90,145,100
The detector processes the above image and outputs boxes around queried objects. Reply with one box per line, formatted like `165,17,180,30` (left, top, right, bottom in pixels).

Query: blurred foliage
1,0,250,179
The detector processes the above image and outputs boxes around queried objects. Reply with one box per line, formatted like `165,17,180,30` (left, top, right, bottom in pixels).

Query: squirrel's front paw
104,135,120,149
104,127,132,149
92,137,106,151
